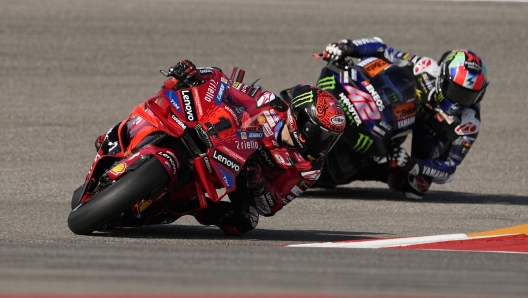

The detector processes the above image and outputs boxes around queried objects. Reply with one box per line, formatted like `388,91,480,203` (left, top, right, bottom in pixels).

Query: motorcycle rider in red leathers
322,38,488,200
95,60,346,235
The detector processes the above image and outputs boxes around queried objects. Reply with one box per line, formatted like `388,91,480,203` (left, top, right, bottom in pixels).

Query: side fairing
316,66,389,156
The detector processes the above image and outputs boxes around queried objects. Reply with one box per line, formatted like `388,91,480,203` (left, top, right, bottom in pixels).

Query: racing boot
388,171,430,200
401,175,431,200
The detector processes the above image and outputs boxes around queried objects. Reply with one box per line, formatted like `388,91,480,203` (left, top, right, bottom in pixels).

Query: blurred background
1,0,527,296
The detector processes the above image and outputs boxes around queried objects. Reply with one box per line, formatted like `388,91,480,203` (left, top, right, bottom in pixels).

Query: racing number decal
343,85,381,120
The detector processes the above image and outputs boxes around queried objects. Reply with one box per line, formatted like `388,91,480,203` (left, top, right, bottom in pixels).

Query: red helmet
281,85,346,161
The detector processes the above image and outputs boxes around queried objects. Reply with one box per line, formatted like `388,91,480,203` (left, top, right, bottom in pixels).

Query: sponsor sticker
362,82,385,112
258,146,276,168
203,156,213,174
204,80,219,103
165,90,183,115
263,123,273,137
214,77,228,106
235,139,259,150
255,194,272,214
238,131,264,140
263,110,276,127
338,92,362,125
169,110,187,130
109,163,126,176
269,109,280,123
214,164,235,190
212,149,242,174
397,116,415,129
249,87,259,98
274,153,285,165
330,114,346,126
393,102,417,120
157,151,178,177
198,67,214,75
192,88,203,116
356,57,378,67
180,90,197,122
291,185,304,196
363,59,390,77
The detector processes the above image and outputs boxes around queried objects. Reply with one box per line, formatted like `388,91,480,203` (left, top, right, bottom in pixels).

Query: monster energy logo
436,91,445,103
292,91,314,107
317,76,336,90
352,133,373,153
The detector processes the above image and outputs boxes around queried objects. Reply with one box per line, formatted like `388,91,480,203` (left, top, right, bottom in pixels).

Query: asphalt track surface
1,0,528,297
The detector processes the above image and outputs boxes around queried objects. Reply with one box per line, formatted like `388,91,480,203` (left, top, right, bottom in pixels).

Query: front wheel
67,157,170,235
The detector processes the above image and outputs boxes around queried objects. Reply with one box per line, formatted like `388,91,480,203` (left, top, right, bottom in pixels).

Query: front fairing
148,73,267,195
317,62,413,157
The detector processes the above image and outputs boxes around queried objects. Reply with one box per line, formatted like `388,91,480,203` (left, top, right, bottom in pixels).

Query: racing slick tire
67,158,170,235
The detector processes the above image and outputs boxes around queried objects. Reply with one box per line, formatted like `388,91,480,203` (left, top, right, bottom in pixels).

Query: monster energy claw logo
292,91,314,107
317,76,336,91
353,133,373,153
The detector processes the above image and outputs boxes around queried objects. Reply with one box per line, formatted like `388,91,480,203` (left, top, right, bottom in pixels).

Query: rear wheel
67,157,170,235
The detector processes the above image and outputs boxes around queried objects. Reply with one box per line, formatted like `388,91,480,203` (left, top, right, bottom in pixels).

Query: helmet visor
302,121,342,156
441,78,484,106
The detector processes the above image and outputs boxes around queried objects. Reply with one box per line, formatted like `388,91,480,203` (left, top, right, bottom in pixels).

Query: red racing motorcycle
68,67,267,235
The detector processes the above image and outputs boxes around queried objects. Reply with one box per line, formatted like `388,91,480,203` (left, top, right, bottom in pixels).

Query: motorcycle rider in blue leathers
323,37,489,199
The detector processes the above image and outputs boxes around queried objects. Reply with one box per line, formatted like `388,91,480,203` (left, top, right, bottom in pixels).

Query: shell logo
138,200,152,212
109,163,126,175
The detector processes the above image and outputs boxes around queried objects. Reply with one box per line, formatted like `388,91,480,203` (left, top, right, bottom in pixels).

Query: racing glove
168,59,201,87
323,39,353,62
389,147,421,176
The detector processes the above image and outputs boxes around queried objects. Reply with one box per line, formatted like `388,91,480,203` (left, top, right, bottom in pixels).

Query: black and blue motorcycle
313,54,417,188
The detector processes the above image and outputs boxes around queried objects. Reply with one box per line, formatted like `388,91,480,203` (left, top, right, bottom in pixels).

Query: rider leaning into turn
323,37,489,200
96,60,346,235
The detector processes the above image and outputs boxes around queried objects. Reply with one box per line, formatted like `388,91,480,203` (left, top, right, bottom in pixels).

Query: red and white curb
286,223,528,254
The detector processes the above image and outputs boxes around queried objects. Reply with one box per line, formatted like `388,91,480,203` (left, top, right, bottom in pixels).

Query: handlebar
313,53,325,60
160,69,202,89
313,52,355,70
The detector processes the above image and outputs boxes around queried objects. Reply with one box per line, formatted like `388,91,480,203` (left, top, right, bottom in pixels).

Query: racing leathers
324,38,481,199
170,64,324,235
